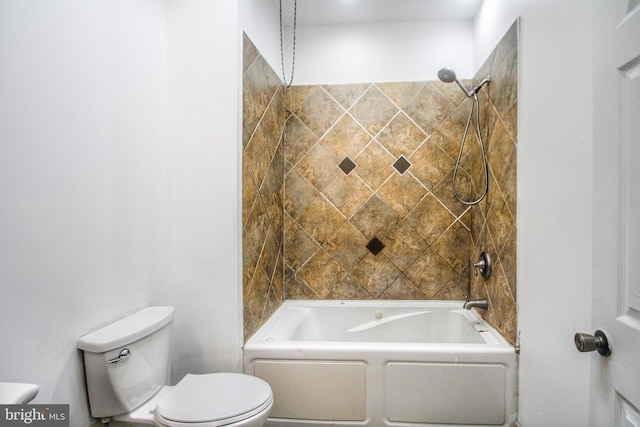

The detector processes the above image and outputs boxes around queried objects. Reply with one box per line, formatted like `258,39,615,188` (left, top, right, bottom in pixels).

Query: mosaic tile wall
242,22,517,343
242,34,285,339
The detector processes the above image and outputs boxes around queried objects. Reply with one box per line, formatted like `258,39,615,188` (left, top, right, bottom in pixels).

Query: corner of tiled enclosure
242,33,285,340
470,21,518,345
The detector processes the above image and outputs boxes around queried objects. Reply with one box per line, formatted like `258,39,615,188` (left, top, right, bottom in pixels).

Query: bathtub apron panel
244,300,517,427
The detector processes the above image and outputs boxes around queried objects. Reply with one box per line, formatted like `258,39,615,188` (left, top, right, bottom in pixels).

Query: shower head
437,67,470,96
437,67,490,98
437,68,457,83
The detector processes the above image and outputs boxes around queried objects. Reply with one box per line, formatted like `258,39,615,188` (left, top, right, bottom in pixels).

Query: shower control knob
574,330,611,357
473,251,492,279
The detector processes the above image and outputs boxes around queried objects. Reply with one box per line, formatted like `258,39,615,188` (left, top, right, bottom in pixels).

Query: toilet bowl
117,373,272,427
78,307,272,427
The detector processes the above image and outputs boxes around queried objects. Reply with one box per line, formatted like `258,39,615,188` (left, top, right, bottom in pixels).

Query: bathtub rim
245,300,513,349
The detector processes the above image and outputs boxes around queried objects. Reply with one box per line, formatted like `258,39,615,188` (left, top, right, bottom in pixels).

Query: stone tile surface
243,22,519,345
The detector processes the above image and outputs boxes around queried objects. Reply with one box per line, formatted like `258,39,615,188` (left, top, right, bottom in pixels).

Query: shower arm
458,77,491,98
455,79,473,97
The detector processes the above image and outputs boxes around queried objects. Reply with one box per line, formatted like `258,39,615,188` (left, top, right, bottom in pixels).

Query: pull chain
279,0,297,87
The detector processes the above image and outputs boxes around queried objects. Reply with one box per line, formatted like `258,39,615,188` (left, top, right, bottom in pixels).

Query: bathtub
243,300,517,427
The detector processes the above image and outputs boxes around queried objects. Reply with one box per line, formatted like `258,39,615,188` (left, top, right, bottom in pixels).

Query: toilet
78,307,272,426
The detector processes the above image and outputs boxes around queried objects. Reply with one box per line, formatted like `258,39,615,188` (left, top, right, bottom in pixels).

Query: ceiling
273,0,483,26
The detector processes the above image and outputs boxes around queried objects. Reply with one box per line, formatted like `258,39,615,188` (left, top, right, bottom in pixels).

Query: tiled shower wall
470,22,518,343
283,81,476,301
243,22,517,343
242,34,285,339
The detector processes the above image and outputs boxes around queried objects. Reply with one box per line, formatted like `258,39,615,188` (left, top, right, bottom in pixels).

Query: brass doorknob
574,330,611,357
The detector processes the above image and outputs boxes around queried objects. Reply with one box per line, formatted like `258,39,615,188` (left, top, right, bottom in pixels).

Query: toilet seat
153,373,272,427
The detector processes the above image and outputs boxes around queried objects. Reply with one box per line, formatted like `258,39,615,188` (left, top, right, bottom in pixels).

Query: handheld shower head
437,67,492,205
437,67,491,98
437,68,457,83
437,67,472,96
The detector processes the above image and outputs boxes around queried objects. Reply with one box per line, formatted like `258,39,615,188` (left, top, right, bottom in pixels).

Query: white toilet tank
78,307,174,419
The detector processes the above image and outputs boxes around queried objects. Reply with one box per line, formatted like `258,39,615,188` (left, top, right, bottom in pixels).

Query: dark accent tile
338,157,357,175
393,155,412,175
366,237,385,256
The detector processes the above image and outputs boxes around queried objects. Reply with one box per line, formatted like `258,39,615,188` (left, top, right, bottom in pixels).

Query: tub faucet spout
463,298,488,310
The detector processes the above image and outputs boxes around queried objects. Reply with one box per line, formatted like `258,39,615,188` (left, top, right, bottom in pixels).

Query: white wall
287,20,474,85
0,0,168,424
0,1,248,423
474,1,593,425
165,0,243,379
240,0,282,76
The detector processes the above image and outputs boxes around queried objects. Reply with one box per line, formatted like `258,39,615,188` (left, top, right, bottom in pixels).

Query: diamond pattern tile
285,85,316,114
431,221,470,271
383,221,428,271
322,83,369,110
284,168,319,219
366,237,385,256
377,81,425,109
243,54,280,148
409,139,454,189
427,105,471,160
297,248,347,298
338,157,356,175
285,115,319,167
284,214,320,270
242,34,285,340
377,173,427,217
349,86,399,137
324,221,369,271
296,142,340,192
380,275,427,299
323,173,372,217
297,87,345,137
392,155,412,175
404,82,456,135
377,113,427,157
404,194,457,245
321,114,371,159
349,195,400,240
432,169,471,218
405,249,459,298
325,274,371,300
354,141,395,190
297,195,345,245
351,253,402,297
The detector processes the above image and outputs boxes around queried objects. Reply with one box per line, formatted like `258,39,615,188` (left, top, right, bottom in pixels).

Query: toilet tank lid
78,307,174,353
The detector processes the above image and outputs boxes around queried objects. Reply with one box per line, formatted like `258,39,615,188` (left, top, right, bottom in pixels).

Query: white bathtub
243,300,517,427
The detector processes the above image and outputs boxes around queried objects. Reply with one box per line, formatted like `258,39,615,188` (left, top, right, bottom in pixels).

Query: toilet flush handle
107,348,131,364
